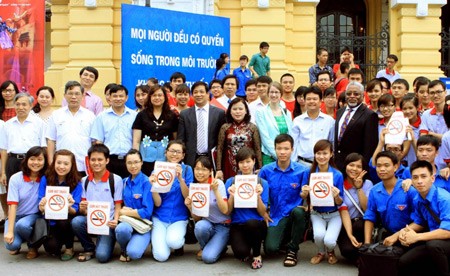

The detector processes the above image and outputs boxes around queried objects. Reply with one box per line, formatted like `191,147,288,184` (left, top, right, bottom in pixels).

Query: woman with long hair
0,80,19,121
31,86,55,124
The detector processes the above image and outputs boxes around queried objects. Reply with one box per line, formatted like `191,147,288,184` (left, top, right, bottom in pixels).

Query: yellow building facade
45,0,447,104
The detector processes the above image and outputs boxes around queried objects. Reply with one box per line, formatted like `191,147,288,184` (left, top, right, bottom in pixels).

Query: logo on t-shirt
291,183,299,189
396,204,407,211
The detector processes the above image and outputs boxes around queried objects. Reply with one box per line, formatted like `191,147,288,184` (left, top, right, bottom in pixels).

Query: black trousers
44,218,75,255
107,156,128,178
398,239,450,276
337,218,364,263
230,219,267,259
5,155,23,185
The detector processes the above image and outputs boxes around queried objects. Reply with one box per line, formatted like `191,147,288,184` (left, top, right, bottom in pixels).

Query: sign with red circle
48,194,66,212
237,183,254,200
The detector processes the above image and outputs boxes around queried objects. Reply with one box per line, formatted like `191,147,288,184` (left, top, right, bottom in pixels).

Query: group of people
0,44,450,274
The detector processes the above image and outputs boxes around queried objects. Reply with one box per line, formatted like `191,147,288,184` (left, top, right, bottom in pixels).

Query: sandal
26,248,39,259
77,251,94,262
327,250,338,264
119,251,131,262
9,249,20,255
61,252,75,261
310,252,325,264
251,257,263,269
283,250,298,267
196,250,203,261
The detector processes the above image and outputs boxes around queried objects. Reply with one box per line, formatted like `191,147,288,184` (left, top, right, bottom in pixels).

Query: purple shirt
62,90,104,115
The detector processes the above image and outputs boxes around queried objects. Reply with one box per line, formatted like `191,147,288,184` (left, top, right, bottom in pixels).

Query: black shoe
173,247,184,256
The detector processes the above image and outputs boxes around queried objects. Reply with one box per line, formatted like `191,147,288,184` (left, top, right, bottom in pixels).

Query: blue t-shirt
402,166,450,193
225,176,269,224
411,185,450,232
122,172,154,220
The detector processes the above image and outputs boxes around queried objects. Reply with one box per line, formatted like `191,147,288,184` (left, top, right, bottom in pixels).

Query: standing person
291,86,334,167
233,55,252,98
132,84,178,175
91,84,137,178
249,41,270,78
0,80,19,121
334,81,379,172
248,76,272,124
4,146,47,259
213,58,227,81
103,83,116,107
149,140,193,262
335,62,350,96
398,160,450,276
216,98,262,181
293,86,308,118
37,149,82,261
376,54,402,83
414,77,432,113
134,85,150,112
226,147,268,269
185,156,230,264
209,79,227,111
1,93,46,217
71,144,123,263
321,88,338,119
46,81,96,175
31,86,55,124
244,79,258,104
173,84,191,116
280,73,296,113
366,79,383,114
62,66,103,115
259,134,309,267
256,82,293,165
308,48,333,84
332,47,359,77
401,94,420,166
391,79,409,110
177,81,225,168
167,72,189,108
301,140,344,265
337,153,373,263
314,70,333,95
115,149,153,262
216,75,238,110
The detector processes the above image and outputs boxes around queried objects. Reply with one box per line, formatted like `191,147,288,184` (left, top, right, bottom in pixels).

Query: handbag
29,218,48,248
119,215,152,234
184,217,197,244
358,242,405,276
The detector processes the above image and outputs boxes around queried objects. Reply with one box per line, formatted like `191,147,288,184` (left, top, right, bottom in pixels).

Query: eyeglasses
345,91,360,96
2,89,15,93
167,149,183,155
324,96,336,100
379,104,395,109
318,78,330,82
126,160,142,166
429,90,445,96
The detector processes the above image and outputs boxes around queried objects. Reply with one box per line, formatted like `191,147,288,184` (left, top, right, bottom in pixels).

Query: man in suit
178,81,226,168
334,81,378,172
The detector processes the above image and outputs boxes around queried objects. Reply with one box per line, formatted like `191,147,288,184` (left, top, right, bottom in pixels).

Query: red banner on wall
0,0,44,97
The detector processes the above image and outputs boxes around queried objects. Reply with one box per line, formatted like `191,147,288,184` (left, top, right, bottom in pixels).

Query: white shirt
216,95,236,110
0,114,46,153
46,106,95,172
195,103,210,154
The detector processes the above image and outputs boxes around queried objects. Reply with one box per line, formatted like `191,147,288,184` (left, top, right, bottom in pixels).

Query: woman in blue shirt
4,146,48,259
150,140,193,262
115,149,153,262
226,147,269,269
301,140,344,265
38,149,82,261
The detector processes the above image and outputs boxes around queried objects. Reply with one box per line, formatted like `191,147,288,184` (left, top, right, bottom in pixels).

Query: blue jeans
4,213,40,251
151,217,187,262
115,221,151,260
71,215,115,263
195,220,230,264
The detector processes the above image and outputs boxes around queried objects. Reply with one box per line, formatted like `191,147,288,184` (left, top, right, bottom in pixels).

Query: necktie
338,108,353,143
197,108,207,153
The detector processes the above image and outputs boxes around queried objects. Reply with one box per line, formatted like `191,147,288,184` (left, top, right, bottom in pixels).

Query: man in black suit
178,81,226,168
334,81,378,172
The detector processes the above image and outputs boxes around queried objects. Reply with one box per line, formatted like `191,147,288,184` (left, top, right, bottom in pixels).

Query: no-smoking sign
157,170,173,186
387,120,403,135
90,210,107,226
237,183,254,199
48,195,66,211
192,192,207,208
313,181,331,199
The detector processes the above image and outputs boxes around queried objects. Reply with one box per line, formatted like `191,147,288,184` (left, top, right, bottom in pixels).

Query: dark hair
293,86,308,118
377,77,391,90
64,80,84,94
387,54,398,62
170,72,186,83
236,147,256,164
163,82,172,92
378,93,395,106
175,84,190,95
342,153,367,180
134,85,150,109
274,134,294,148
413,76,430,93
429,80,446,91
104,83,116,95
220,53,229,60
87,144,110,159
226,97,250,124
340,62,350,74
366,79,382,93
191,81,209,93
32,86,55,113
400,94,419,109
256,76,272,85
214,58,226,79
125,149,142,163
194,156,214,172
21,146,48,178
239,55,248,61
444,95,450,128
145,84,172,118
323,87,336,99
79,66,99,81
166,139,186,154
338,91,347,107
110,84,128,96
417,135,440,151
348,68,364,81
0,80,19,116
305,86,323,100
340,46,352,55
310,140,336,174
221,75,239,90
245,79,257,91
280,73,294,82
317,70,332,82
209,79,222,90
392,79,410,91
410,160,433,176
259,42,269,49
46,149,81,192
375,150,399,165
317,47,328,55
147,77,158,85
